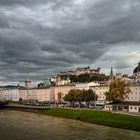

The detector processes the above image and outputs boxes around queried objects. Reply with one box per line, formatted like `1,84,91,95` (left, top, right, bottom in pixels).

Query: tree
75,89,83,107
82,89,97,107
63,89,83,107
69,74,109,83
63,89,77,106
105,79,131,103
78,74,90,83
64,89,98,107
90,74,109,81
58,92,63,102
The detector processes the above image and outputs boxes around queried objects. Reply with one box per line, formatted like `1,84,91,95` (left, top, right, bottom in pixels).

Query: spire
110,66,113,77
109,66,114,81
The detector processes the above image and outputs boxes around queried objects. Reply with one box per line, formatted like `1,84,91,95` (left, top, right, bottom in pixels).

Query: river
0,110,140,140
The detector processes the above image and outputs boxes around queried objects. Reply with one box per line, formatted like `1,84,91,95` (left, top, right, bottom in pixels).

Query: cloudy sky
0,0,140,85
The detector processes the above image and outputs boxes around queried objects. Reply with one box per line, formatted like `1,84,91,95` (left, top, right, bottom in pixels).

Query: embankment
2,105,140,131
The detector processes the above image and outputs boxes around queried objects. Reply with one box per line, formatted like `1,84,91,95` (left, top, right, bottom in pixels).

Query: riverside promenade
3,103,51,112
3,103,140,116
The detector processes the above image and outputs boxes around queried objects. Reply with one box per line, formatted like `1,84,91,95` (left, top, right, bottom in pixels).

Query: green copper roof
42,79,51,86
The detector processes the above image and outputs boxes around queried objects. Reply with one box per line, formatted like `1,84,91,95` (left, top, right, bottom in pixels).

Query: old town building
50,84,75,102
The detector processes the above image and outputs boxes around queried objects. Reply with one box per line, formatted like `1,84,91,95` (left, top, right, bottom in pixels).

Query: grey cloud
41,44,63,53
51,0,140,45
0,0,73,8
0,13,10,28
0,0,49,7
0,0,140,84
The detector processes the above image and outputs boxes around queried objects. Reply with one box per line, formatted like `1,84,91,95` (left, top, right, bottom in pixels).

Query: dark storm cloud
0,0,72,8
0,0,140,85
0,0,51,7
0,13,10,28
41,44,63,53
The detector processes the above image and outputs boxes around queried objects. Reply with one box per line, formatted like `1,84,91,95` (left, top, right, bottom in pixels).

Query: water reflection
0,110,140,140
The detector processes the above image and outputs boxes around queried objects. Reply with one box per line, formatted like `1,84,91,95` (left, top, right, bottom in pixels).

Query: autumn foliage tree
105,79,131,103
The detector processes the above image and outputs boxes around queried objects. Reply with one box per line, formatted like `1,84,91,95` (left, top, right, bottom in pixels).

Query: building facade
125,85,140,102
75,82,100,90
50,85,75,102
90,85,109,104
19,87,53,102
58,66,101,77
55,78,71,86
2,88,19,101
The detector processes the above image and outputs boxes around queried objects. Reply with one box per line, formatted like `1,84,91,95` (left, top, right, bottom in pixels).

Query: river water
0,110,140,140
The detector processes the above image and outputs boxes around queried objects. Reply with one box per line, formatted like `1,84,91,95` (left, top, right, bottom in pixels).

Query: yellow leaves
106,79,131,102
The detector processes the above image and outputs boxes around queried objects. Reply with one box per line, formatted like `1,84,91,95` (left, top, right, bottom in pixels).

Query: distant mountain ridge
0,85,19,89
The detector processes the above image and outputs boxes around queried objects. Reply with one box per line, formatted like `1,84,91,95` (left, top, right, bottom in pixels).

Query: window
130,107,132,110
135,107,137,110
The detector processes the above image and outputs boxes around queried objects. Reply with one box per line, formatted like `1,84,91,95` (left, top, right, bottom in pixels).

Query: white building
90,85,109,104
75,66,90,75
36,88,51,102
125,85,140,102
90,67,101,75
55,76,71,86
75,82,100,90
3,88,19,101
51,85,75,102
105,102,140,113
57,66,101,77
18,87,52,102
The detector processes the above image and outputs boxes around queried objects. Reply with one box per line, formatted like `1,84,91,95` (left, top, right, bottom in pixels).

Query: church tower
25,77,32,89
109,66,114,83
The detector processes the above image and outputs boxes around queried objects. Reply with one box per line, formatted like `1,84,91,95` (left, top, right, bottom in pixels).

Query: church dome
133,62,140,73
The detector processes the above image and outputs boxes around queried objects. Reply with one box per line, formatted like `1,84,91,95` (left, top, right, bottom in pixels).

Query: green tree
90,74,109,81
105,79,131,103
78,74,90,83
64,89,97,107
63,89,77,106
75,89,83,107
82,89,97,107
63,89,83,107
70,74,109,83
69,75,78,83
